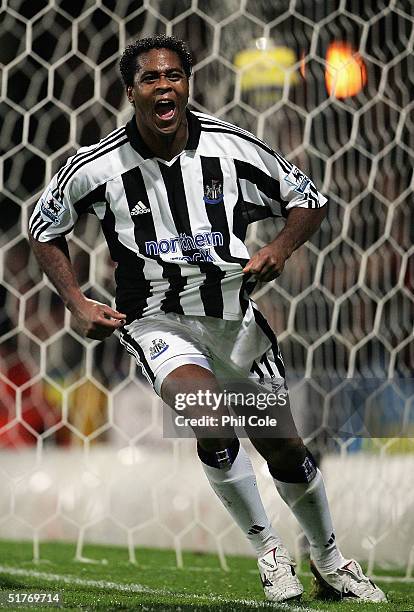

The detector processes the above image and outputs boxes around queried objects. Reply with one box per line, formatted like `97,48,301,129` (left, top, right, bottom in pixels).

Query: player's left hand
242,243,289,282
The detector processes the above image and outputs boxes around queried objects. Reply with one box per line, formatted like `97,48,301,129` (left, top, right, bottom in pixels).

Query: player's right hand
69,297,126,340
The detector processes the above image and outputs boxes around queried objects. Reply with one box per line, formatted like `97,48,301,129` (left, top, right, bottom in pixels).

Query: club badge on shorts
149,338,169,360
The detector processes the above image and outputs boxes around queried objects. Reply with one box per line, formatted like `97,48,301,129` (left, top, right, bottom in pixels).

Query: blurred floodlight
234,37,299,91
325,41,367,98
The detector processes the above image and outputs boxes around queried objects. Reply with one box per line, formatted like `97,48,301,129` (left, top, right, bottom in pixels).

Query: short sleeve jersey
29,110,327,323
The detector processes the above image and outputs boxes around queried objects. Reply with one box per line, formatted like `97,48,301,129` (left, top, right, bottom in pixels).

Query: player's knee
266,439,318,483
197,437,240,469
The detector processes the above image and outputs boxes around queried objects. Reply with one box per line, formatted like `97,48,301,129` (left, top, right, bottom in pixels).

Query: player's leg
246,423,346,574
242,320,386,601
251,434,385,601
161,363,284,558
236,386,345,597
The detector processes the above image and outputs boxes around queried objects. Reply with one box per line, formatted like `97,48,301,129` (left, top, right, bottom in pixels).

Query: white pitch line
0,565,316,611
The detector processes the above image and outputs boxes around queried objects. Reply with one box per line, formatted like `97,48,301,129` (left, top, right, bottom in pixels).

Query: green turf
0,540,412,611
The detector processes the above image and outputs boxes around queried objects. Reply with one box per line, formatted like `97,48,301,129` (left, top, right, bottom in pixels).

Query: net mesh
1,0,413,575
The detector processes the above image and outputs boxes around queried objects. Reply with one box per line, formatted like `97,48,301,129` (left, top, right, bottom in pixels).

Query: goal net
0,0,413,577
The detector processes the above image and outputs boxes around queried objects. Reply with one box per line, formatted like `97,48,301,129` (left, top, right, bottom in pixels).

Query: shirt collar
125,108,201,159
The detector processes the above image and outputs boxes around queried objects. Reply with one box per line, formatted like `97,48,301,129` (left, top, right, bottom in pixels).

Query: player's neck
137,118,189,161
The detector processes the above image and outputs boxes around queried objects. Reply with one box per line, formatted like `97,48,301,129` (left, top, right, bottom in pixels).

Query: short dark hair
119,35,193,88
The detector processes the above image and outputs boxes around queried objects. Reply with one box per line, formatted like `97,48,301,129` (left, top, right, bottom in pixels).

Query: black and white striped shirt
29,110,326,323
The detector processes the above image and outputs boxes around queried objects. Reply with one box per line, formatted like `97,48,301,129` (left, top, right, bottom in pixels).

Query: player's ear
127,86,134,106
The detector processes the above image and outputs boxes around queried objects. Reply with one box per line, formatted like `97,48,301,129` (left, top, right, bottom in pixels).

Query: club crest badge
203,179,224,204
149,338,169,360
40,190,66,224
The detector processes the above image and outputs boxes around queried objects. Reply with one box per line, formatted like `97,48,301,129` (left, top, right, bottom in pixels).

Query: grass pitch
0,540,412,611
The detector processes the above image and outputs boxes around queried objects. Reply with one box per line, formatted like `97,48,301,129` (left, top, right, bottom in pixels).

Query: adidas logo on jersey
131,201,150,215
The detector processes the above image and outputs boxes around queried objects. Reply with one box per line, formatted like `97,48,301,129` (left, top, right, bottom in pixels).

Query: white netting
0,0,413,576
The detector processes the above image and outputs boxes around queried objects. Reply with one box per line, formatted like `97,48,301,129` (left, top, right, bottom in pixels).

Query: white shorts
117,303,286,396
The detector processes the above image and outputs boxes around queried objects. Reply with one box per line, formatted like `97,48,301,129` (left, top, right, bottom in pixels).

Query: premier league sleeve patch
40,190,66,225
283,165,311,194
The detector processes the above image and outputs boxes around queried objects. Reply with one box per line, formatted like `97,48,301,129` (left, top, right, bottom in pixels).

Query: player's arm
29,234,125,340
243,206,326,282
29,161,126,340
29,234,126,340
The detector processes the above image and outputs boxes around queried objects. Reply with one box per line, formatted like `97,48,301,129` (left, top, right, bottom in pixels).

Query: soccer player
28,35,385,603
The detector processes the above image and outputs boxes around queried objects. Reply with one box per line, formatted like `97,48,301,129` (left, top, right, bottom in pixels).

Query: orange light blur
300,50,306,78
325,42,367,98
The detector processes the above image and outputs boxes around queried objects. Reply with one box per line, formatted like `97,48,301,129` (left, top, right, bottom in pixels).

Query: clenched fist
243,242,289,282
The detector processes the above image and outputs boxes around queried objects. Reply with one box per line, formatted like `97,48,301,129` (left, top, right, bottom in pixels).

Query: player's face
127,48,189,137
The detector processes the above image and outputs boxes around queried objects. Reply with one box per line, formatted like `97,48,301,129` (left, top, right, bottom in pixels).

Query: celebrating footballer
29,35,386,603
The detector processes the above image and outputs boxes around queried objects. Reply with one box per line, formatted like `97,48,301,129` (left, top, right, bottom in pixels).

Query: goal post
0,0,413,576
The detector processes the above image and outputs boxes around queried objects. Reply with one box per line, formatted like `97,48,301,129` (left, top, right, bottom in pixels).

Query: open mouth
154,100,176,121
